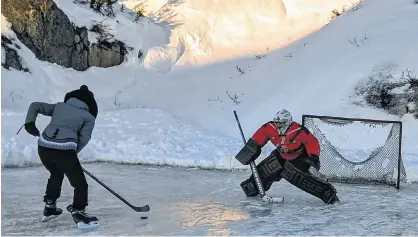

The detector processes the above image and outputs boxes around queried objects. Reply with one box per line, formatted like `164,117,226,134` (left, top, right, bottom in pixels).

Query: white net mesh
303,115,406,188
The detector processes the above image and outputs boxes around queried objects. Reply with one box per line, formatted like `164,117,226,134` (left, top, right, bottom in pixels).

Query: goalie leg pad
257,152,284,181
240,178,273,197
235,138,262,165
240,152,284,197
280,161,338,204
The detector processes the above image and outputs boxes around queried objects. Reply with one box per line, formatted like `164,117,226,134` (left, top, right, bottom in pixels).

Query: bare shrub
226,90,241,105
132,2,146,22
90,0,118,17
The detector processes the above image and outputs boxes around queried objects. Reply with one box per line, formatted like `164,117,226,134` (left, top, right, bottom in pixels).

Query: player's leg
240,150,284,197
59,150,98,225
280,160,339,204
37,146,64,222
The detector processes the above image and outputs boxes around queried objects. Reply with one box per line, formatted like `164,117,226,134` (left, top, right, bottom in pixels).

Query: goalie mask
273,109,292,133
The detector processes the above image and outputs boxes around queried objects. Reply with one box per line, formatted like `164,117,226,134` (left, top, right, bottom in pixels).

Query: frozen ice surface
2,163,418,235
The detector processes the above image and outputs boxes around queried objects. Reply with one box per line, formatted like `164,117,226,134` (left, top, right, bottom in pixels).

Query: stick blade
134,205,150,212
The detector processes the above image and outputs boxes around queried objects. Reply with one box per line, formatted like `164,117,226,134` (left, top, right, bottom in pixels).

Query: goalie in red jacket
235,109,339,205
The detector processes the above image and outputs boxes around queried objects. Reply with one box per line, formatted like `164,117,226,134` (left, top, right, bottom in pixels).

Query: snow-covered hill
54,0,360,69
2,0,418,181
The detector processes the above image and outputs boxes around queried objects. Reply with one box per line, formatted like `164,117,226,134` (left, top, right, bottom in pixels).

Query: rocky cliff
1,0,129,71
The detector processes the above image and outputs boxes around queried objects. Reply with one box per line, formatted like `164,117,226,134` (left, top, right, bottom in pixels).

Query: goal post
301,114,406,189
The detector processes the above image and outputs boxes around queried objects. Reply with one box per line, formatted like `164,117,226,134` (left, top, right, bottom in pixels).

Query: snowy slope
53,0,361,69
2,0,418,183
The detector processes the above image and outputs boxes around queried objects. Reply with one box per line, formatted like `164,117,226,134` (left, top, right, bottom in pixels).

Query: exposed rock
1,0,129,71
386,94,410,116
355,68,418,118
71,26,89,70
413,89,418,117
2,0,79,68
89,41,124,67
1,35,29,72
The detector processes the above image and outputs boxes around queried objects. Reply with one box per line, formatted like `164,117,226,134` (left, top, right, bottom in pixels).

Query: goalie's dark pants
241,151,308,194
241,150,338,204
38,146,88,210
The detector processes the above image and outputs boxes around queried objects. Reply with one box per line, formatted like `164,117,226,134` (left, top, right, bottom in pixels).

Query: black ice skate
67,205,99,229
42,200,63,222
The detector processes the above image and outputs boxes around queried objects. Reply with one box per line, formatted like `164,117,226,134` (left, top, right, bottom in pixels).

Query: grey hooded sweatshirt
25,97,95,153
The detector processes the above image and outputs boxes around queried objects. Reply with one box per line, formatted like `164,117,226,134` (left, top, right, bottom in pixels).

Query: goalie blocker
235,138,262,165
239,150,339,204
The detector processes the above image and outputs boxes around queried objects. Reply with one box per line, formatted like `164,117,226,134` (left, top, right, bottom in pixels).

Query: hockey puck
141,216,148,219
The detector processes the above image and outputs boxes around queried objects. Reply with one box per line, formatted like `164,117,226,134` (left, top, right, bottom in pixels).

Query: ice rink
2,163,418,236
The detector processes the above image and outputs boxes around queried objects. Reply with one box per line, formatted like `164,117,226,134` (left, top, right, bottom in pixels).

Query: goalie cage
302,114,406,189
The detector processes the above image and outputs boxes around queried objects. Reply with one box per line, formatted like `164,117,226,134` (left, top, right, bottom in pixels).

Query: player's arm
251,123,271,147
76,117,95,153
25,102,56,122
235,123,270,165
24,102,56,137
300,127,321,170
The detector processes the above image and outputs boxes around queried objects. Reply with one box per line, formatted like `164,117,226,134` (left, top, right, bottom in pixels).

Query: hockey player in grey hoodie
23,85,99,226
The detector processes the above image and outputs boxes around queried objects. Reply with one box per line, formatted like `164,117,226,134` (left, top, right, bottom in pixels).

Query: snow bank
3,107,417,182
1,108,244,170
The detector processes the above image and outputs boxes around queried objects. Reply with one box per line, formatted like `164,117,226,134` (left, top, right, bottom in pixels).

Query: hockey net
302,115,406,189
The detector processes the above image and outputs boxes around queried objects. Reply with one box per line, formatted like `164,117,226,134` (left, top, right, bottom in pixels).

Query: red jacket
251,121,320,160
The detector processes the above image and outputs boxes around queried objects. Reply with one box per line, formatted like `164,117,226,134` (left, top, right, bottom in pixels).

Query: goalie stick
233,111,284,204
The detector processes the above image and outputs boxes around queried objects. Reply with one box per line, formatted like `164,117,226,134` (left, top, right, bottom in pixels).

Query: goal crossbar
302,114,402,124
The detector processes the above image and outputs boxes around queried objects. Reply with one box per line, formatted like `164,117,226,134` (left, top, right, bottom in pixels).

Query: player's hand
304,155,320,170
24,122,40,137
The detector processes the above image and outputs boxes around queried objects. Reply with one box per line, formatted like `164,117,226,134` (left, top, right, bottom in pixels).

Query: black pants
38,146,88,210
276,152,311,173
247,151,312,189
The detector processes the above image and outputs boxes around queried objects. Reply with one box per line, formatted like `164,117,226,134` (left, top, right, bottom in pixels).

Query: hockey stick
16,124,150,212
82,168,150,212
233,111,284,204
16,124,24,135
